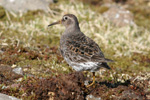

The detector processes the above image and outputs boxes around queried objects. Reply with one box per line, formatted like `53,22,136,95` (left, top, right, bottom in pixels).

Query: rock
86,95,101,100
103,5,135,27
116,90,144,100
0,93,20,100
0,65,22,84
0,0,56,13
12,67,23,75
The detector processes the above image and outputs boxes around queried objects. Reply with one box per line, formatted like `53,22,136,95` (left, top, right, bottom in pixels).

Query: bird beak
48,20,62,27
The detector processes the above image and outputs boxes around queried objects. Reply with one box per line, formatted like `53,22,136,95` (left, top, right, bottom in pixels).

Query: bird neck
64,24,80,34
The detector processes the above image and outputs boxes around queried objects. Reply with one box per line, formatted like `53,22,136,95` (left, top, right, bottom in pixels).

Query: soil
0,67,149,100
0,45,150,100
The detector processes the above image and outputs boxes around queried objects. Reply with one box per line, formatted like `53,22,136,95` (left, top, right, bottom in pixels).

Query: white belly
64,57,102,72
71,62,101,72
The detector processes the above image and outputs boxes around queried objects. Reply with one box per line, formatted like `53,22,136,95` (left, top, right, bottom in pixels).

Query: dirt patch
0,69,149,100
0,46,43,65
0,45,60,65
21,72,86,100
0,46,149,99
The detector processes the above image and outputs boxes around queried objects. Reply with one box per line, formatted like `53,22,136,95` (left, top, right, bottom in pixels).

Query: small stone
12,67,23,75
15,78,23,82
0,0,56,13
1,85,7,89
86,94,101,100
84,80,89,86
0,93,20,100
11,64,17,68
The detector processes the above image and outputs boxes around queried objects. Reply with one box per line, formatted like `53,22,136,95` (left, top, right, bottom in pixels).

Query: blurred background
0,0,150,99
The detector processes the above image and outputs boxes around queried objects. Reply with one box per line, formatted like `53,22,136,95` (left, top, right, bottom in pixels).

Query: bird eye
63,16,68,20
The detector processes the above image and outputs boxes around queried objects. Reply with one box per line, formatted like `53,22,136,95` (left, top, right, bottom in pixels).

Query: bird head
48,14,80,30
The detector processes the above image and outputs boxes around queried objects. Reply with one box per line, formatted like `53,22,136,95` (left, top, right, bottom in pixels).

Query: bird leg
86,72,95,88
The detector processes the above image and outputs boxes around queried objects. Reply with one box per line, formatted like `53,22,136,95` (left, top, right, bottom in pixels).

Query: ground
0,0,150,100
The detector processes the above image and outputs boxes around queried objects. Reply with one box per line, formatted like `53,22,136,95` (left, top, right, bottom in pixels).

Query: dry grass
0,1,150,80
1,2,150,57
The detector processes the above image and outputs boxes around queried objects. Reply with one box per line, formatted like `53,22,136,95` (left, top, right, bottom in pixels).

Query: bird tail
101,63,111,69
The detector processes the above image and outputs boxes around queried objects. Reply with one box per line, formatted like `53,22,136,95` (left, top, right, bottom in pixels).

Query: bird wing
64,33,112,63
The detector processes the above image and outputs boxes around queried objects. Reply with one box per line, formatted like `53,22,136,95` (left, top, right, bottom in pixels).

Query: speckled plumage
59,14,112,72
48,14,113,87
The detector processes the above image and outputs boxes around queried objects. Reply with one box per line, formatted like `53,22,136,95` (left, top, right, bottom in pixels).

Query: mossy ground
0,0,150,99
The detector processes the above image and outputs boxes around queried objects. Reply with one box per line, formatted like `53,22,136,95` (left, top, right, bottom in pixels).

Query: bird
48,14,113,87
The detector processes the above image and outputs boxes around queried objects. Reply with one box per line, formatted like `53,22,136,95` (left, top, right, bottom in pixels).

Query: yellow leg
86,72,95,88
